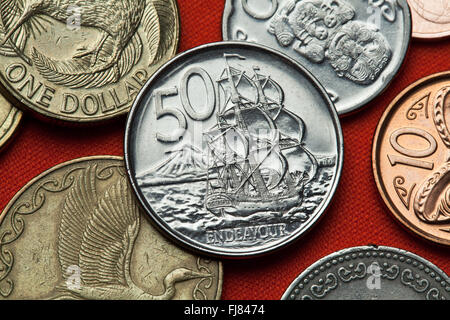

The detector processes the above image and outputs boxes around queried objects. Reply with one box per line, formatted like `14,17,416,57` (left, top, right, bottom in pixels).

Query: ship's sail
245,132,288,191
205,126,248,166
217,63,258,116
252,67,306,144
204,54,318,215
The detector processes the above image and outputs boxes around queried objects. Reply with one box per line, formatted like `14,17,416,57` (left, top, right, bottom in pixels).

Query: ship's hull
205,191,302,217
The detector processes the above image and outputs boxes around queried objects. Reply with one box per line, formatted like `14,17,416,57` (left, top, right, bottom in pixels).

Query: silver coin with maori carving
0,0,179,123
223,0,412,115
281,246,450,300
0,156,222,300
373,72,450,246
125,42,344,258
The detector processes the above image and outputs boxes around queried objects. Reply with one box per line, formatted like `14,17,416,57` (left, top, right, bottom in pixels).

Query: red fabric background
0,1,449,300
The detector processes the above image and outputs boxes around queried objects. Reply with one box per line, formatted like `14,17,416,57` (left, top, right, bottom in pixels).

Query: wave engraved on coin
138,55,326,218
0,157,221,300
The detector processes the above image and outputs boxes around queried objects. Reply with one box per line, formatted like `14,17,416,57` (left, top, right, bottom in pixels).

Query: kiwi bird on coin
0,0,175,89
53,165,210,300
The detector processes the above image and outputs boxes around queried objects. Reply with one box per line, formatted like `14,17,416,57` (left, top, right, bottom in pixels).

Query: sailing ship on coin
138,54,326,218
203,54,319,217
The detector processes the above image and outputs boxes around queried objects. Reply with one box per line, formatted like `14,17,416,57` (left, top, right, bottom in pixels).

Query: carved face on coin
0,0,179,122
223,0,411,115
0,156,222,300
125,42,344,258
373,72,450,246
327,21,391,85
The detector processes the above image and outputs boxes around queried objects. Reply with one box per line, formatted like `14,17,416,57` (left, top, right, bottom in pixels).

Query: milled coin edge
0,105,22,151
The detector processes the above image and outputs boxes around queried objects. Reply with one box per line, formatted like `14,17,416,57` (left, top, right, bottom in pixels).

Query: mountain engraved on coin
373,72,450,245
0,157,222,300
281,246,450,300
125,42,343,257
0,0,179,122
223,0,411,115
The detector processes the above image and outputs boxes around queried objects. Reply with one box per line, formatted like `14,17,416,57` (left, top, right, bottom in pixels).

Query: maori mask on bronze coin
414,87,450,225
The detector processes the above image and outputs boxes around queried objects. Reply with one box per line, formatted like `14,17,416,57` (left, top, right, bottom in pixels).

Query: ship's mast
223,54,249,133
205,55,319,204
252,66,285,116
253,67,269,109
222,54,269,196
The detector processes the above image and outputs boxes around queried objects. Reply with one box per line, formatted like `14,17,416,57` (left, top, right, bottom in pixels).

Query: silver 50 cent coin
281,245,450,300
125,42,343,258
223,0,412,115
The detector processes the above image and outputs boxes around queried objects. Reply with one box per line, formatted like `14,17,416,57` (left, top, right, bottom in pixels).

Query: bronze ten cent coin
373,71,450,246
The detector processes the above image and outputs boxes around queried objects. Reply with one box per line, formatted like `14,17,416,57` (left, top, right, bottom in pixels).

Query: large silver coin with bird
125,42,344,258
0,0,179,123
223,0,412,115
0,156,222,300
282,245,450,300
